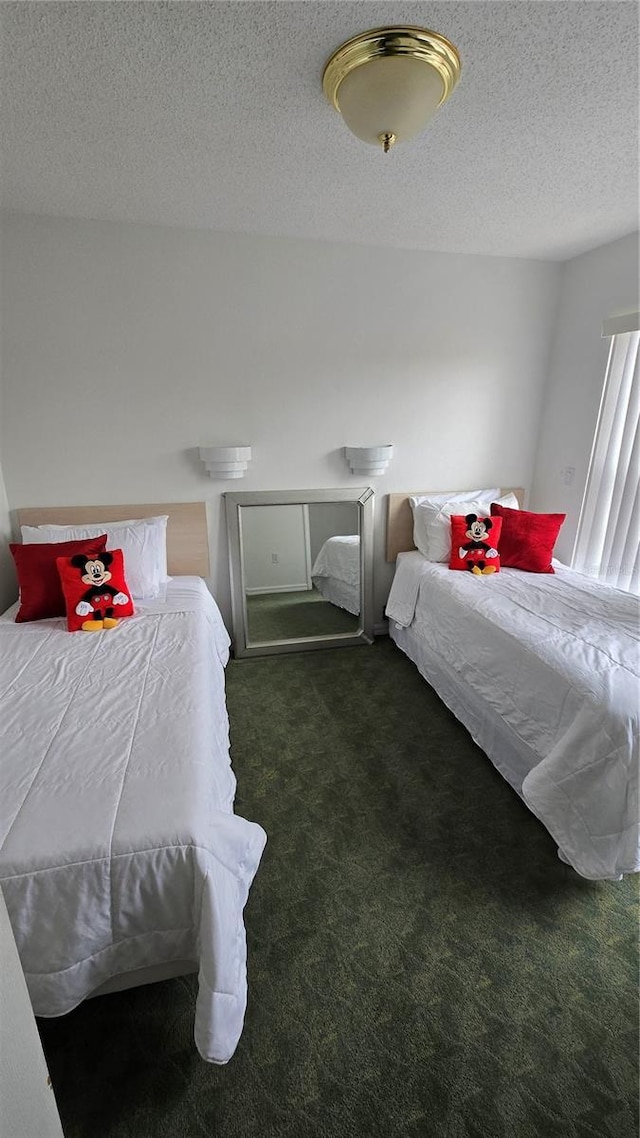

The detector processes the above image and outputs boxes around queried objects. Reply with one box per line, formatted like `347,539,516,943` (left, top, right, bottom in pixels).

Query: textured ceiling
1,1,638,260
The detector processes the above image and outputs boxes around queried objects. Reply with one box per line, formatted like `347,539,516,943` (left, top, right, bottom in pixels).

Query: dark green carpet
246,587,358,642
38,639,638,1138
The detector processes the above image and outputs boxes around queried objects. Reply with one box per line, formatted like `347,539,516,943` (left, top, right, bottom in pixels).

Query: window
572,320,639,594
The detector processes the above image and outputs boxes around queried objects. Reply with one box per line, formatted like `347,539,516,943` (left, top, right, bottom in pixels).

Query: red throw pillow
490,503,565,573
449,513,502,574
10,535,108,623
56,548,134,632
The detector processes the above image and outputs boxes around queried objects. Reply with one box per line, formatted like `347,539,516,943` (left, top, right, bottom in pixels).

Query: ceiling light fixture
322,25,461,153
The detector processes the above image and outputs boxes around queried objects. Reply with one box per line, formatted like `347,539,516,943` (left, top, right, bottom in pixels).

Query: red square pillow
449,513,502,574
10,535,108,623
56,548,135,631
491,503,565,573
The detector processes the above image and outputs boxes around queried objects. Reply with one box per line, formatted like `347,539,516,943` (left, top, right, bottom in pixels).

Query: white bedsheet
386,553,640,881
311,535,360,614
0,577,267,1063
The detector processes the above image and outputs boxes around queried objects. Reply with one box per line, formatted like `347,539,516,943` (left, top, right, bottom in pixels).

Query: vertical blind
572,328,639,594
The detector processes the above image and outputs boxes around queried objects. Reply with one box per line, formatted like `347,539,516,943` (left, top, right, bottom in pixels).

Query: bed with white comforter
0,577,266,1064
386,553,639,881
311,534,360,615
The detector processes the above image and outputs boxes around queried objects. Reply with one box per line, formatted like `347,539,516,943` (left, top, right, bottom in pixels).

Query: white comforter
386,554,640,881
0,577,266,1063
311,535,360,614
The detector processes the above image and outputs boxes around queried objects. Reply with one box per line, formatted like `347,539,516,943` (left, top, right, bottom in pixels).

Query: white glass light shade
345,445,393,476
323,26,461,151
199,446,252,479
337,55,445,146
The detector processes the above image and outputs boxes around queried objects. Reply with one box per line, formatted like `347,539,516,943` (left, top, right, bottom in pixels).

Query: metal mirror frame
225,486,375,658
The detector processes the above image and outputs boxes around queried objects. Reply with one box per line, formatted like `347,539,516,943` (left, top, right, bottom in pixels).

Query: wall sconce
345,445,393,476
199,446,252,479
323,26,461,153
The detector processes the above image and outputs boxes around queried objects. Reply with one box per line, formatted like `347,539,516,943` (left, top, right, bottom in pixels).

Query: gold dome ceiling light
322,26,461,153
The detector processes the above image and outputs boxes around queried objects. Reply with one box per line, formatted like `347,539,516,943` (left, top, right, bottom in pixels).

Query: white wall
530,231,639,563
0,454,16,613
0,227,18,610
242,504,309,593
308,502,359,564
1,212,560,627
0,888,64,1138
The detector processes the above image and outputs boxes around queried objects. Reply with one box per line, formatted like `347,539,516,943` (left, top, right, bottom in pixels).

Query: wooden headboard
17,502,210,577
386,488,525,562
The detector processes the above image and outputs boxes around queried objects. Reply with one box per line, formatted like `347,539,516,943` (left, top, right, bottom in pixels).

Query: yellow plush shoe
471,565,483,575
482,565,497,575
102,618,120,629
81,619,104,631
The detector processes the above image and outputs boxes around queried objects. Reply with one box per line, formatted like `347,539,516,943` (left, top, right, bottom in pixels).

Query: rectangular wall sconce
199,446,252,479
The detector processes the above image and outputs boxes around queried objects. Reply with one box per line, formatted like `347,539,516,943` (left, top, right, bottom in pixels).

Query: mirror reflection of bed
242,501,360,644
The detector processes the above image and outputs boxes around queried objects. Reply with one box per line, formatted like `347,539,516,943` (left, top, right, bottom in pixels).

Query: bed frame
17,501,210,577
385,488,525,562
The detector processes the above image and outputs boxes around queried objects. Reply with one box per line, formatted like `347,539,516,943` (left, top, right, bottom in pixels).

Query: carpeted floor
246,587,359,641
39,638,638,1138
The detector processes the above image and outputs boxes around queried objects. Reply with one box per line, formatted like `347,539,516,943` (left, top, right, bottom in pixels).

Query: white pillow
21,516,170,600
409,488,501,510
411,491,519,562
410,489,500,560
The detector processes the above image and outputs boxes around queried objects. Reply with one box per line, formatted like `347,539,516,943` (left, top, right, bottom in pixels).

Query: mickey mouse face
70,551,113,587
81,560,111,587
465,514,492,542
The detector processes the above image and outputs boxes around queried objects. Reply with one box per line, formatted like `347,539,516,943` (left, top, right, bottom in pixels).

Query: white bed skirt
389,621,540,799
389,621,635,881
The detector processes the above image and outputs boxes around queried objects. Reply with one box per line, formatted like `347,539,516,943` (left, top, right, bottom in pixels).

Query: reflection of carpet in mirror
246,587,359,641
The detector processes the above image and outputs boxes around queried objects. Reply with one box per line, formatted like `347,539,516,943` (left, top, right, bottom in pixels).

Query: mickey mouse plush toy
70,552,130,631
458,514,499,575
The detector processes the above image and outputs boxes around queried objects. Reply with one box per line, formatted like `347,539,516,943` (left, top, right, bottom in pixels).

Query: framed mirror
225,487,374,658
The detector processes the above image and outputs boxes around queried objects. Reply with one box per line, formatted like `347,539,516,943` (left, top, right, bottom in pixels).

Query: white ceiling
1,1,638,261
